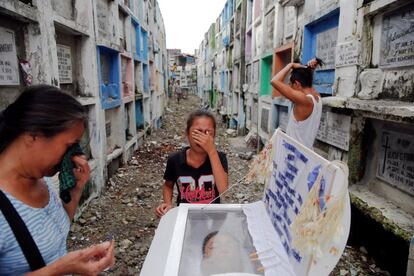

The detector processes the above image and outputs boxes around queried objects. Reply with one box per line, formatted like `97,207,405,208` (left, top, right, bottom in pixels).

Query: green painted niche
260,55,273,96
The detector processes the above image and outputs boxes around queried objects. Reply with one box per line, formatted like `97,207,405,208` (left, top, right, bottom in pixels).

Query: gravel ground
67,95,390,275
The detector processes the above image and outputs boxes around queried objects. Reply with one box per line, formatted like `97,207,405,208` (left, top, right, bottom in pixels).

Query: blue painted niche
135,99,144,129
303,9,340,95
141,28,148,61
97,46,121,109
131,17,141,61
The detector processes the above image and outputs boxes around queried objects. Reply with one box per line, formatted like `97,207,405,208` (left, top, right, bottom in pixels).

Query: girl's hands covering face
191,129,216,155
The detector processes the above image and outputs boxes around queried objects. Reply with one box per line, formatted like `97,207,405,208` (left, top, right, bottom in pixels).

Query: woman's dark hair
290,68,314,88
290,58,324,88
202,231,218,256
0,85,88,153
186,109,216,134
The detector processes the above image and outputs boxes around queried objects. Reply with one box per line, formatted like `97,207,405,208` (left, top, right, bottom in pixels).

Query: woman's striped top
0,180,70,275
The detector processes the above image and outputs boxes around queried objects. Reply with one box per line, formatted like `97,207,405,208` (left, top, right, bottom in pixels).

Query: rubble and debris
225,128,237,137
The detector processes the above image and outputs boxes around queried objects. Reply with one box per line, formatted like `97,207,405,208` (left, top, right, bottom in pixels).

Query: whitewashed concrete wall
0,0,168,216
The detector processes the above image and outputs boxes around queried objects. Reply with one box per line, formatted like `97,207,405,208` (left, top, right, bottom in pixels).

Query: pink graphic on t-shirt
178,175,215,203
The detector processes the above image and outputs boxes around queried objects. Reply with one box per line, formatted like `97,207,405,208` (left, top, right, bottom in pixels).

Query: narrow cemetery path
68,95,389,275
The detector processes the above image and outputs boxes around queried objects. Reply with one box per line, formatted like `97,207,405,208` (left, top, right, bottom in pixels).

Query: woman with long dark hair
0,85,114,275
271,58,324,149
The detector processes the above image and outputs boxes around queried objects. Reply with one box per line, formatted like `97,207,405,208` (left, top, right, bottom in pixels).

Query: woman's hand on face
72,155,91,191
61,240,115,276
192,130,216,155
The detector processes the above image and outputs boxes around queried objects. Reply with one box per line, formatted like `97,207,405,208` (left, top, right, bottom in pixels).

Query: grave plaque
316,27,338,70
316,110,351,151
284,6,296,39
377,129,414,196
57,44,73,84
0,27,19,85
380,4,414,68
336,41,359,67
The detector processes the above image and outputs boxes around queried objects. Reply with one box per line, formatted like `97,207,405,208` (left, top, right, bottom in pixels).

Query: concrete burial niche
260,105,270,135
141,28,148,61
371,2,414,102
142,130,351,276
143,97,151,127
105,106,124,178
271,44,294,133
246,29,253,61
260,54,273,97
105,106,123,158
97,46,121,109
272,97,292,133
272,43,294,98
353,118,414,221
124,101,136,141
142,63,149,93
303,9,339,95
96,0,110,40
131,18,141,61
118,8,128,51
121,53,134,100
347,118,414,275
0,15,26,105
135,99,144,131
55,27,90,98
263,9,275,54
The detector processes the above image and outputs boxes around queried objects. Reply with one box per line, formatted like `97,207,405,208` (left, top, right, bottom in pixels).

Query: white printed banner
263,130,350,276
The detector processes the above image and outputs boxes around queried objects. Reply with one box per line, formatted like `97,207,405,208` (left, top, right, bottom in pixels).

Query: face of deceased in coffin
203,232,240,258
201,232,247,275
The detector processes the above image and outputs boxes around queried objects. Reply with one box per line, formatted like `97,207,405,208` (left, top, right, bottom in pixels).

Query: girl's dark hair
186,109,216,134
0,85,88,154
290,58,324,88
202,231,218,256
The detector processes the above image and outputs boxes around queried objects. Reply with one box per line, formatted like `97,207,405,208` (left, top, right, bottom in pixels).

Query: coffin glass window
178,210,263,276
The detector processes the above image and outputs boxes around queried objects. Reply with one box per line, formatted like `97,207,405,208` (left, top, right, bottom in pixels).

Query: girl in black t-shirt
155,110,228,218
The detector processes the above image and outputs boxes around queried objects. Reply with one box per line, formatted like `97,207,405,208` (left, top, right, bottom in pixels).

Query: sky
157,0,227,55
